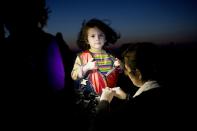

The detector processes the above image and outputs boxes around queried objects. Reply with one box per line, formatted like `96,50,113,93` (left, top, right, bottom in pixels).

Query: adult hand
100,87,115,103
112,87,127,100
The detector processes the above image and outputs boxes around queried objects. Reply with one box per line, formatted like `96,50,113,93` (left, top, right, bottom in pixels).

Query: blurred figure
1,0,74,129
55,32,74,75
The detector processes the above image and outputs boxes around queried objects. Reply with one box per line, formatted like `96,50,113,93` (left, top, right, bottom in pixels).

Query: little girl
71,18,122,96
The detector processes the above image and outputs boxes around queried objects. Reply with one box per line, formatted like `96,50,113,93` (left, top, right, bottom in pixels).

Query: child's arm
71,56,83,80
71,57,97,80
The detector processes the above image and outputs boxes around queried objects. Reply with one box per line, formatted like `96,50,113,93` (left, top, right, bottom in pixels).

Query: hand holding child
100,87,115,103
112,87,127,100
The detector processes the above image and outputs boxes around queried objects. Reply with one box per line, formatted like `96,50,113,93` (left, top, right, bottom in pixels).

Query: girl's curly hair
77,18,120,50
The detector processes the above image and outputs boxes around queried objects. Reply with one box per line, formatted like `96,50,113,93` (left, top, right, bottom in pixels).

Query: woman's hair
2,0,50,29
77,18,120,50
122,42,160,81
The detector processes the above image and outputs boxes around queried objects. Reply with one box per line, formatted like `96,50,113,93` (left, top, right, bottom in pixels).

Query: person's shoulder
143,86,164,97
38,30,54,38
132,86,164,104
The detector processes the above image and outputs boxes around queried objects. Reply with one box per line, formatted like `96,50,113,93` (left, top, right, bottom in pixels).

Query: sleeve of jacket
71,55,83,80
95,100,110,114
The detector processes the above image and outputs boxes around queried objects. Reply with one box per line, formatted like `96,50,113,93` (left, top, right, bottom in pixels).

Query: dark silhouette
1,0,75,129
55,32,75,73
0,21,4,43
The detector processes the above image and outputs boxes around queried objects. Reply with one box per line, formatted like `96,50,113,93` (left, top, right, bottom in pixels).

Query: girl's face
87,27,106,50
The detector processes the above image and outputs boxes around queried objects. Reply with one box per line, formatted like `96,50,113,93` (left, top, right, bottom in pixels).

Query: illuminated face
87,27,106,51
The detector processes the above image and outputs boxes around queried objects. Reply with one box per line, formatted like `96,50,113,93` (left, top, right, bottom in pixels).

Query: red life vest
79,50,119,95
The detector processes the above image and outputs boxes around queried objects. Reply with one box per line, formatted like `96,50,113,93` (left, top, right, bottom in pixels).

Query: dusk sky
44,0,197,50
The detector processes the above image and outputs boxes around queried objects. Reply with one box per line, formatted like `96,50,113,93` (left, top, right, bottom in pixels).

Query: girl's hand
114,58,121,67
83,58,98,71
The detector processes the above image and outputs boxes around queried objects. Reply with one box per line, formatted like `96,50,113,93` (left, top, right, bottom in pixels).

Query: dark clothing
1,30,75,129
92,87,172,131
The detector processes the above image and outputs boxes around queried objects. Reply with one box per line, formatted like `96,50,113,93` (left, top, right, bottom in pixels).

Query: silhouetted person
2,0,75,128
55,32,75,74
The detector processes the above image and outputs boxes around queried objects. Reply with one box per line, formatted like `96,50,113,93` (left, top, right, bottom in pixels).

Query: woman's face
87,27,106,51
124,56,142,87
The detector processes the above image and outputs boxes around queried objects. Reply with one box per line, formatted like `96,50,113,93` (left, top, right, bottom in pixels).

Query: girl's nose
95,35,99,41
